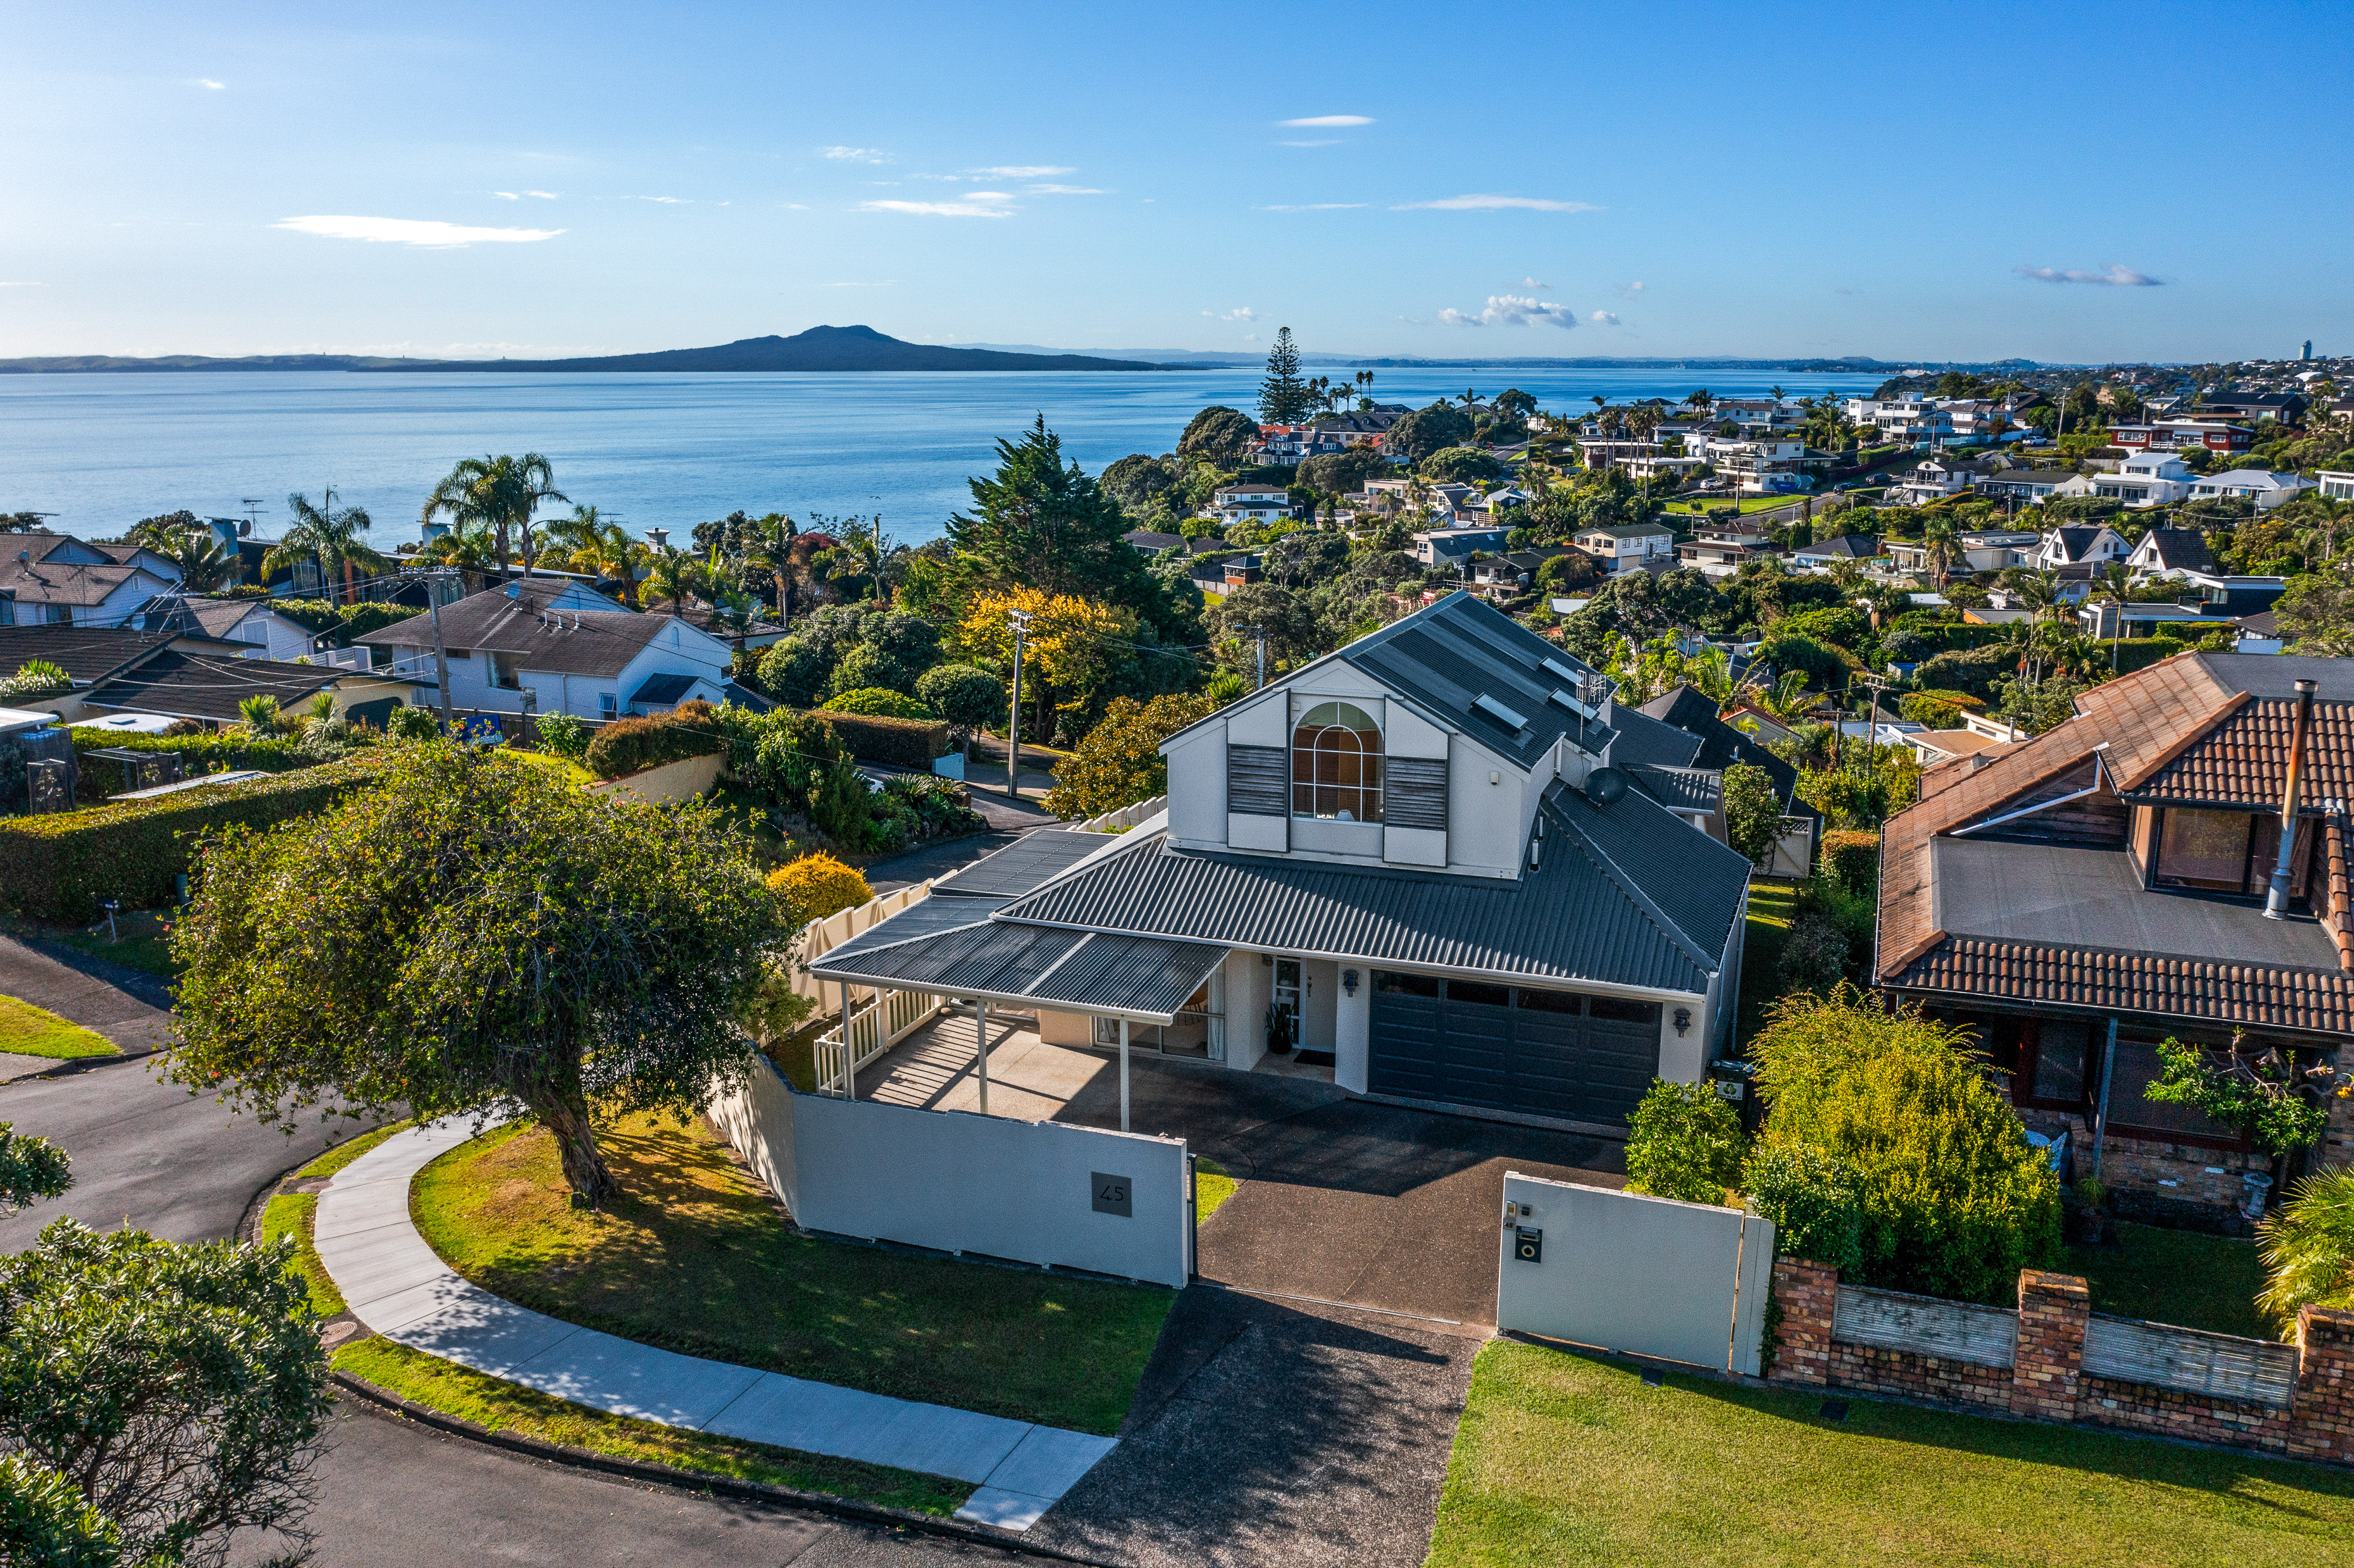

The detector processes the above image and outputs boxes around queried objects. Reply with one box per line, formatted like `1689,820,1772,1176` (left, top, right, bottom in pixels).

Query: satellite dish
1583,766,1628,807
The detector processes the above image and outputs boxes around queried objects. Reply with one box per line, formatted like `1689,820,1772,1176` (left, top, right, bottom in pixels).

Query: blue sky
2,1,2346,365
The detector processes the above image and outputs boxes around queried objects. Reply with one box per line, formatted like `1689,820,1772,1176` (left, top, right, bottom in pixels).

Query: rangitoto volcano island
0,326,1168,374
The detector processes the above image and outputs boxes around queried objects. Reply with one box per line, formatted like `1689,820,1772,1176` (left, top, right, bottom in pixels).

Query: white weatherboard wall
711,1060,1191,1289
1498,1171,1774,1376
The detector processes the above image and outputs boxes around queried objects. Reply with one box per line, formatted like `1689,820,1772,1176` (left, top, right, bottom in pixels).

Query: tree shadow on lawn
420,1112,1172,1435
1657,1360,2354,1520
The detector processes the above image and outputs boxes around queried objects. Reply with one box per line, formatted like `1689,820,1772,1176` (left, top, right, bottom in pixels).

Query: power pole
1005,607,1032,799
427,570,455,730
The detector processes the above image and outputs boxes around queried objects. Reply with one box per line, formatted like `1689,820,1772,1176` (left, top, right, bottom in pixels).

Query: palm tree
1919,515,1962,585
543,503,609,566
641,548,698,616
1768,384,1787,404
420,454,566,582
420,524,501,595
570,521,644,607
267,490,387,604
149,528,241,592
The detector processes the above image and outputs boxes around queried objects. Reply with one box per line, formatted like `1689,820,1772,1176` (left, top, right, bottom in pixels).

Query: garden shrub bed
803,710,947,769
69,730,317,800
0,755,384,921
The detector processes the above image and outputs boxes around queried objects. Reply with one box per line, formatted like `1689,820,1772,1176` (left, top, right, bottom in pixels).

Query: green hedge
802,710,947,769
583,714,727,780
1820,829,1880,896
69,731,314,800
0,755,384,922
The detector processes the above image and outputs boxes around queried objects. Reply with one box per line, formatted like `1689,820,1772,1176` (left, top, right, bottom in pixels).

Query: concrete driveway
1195,1097,1627,1328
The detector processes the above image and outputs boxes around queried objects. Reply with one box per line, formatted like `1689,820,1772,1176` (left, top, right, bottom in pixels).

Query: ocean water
0,365,1893,548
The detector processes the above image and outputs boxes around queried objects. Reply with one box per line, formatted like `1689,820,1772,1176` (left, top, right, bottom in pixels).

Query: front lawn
1427,1339,2354,1567
1664,497,1809,516
412,1111,1174,1435
45,908,178,980
0,994,118,1059
2066,1221,2274,1341
1735,879,1797,1049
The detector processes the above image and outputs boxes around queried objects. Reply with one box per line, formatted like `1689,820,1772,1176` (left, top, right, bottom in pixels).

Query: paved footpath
315,1123,1118,1533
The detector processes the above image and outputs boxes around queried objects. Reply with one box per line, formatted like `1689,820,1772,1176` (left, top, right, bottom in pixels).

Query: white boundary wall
711,1058,1191,1289
1497,1172,1774,1376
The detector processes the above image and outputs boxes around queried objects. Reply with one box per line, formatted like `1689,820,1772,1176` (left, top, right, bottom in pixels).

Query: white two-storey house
806,593,1753,1133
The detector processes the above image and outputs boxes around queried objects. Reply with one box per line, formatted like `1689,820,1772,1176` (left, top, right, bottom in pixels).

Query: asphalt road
0,1043,1038,1567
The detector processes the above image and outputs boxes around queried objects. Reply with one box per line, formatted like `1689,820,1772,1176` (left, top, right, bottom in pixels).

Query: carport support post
837,980,854,1098
1119,1018,1131,1133
975,1000,990,1116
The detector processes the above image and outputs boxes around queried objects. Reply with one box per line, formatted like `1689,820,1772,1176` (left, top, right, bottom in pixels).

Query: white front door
1273,958,1302,1049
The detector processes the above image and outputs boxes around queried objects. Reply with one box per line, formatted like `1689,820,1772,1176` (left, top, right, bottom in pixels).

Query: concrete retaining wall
585,750,724,805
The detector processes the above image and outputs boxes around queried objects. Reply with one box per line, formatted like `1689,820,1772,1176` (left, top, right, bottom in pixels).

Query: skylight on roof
1541,657,1585,684
1474,693,1528,731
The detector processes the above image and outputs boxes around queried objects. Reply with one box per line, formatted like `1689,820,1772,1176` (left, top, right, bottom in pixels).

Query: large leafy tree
264,490,387,605
169,744,782,1206
420,453,567,583
1389,402,1475,465
1044,692,1216,819
946,419,1199,654
0,1220,333,1567
1257,328,1314,425
1176,407,1259,467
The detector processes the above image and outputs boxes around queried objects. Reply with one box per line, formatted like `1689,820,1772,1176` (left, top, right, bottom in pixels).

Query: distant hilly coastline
0,326,1171,374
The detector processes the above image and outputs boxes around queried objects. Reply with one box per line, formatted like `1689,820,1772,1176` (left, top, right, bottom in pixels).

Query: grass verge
0,993,119,1059
2066,1221,2275,1341
334,1331,971,1516
1195,1156,1238,1223
46,909,178,980
1427,1338,2354,1567
264,1191,345,1317
413,1111,1174,1435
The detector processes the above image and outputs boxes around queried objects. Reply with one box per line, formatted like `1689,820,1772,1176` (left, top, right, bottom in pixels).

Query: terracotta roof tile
1889,936,2354,1036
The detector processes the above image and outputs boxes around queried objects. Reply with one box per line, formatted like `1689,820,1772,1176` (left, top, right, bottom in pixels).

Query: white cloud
523,190,558,199
962,191,1014,201
1025,184,1104,195
1520,277,1551,289
1588,310,1620,325
1441,294,1579,328
783,203,809,210
966,165,1074,178
1255,203,1367,211
491,191,520,200
1278,139,1341,147
2015,262,2163,287
1397,194,1600,212
1279,115,1373,126
820,146,889,163
1617,280,1645,298
274,215,563,247
194,79,225,91
858,198,1011,218
627,195,688,204
1201,307,1258,322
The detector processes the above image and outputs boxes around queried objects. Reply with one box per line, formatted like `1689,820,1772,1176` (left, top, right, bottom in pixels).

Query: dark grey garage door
1368,971,1660,1126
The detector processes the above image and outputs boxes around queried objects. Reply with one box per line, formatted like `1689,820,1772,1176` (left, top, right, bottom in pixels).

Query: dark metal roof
629,672,701,705
820,895,1010,967
930,828,1118,900
1630,764,1721,814
0,625,174,684
809,918,1228,1022
991,782,1747,996
81,649,337,723
1340,592,1615,768
1606,702,1706,771
1931,837,2340,971
1636,683,1818,820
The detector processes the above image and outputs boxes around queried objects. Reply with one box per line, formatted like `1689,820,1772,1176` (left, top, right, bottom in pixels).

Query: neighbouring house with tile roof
78,649,344,728
136,591,321,662
1,532,181,630
2035,524,2132,572
2192,470,2318,510
1876,652,2354,1223
2125,527,2219,580
354,581,736,723
1788,534,1887,571
806,592,1755,1133
0,623,350,725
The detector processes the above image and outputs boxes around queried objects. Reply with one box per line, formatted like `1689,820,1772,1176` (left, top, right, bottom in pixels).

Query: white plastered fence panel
711,1057,1191,1289
791,881,935,1004
1497,1171,1775,1376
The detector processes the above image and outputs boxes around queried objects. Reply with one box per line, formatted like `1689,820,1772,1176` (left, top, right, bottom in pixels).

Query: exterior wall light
1673,1007,1692,1036
1342,968,1359,997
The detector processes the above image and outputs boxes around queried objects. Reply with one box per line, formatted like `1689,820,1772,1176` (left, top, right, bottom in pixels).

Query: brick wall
2011,1271,2089,1421
1768,1258,2354,1467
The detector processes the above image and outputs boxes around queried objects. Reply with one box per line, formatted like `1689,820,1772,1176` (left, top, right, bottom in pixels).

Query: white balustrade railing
1071,794,1167,833
813,984,943,1096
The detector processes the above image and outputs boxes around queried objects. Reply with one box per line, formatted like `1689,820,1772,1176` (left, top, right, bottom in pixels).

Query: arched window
1292,702,1383,823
